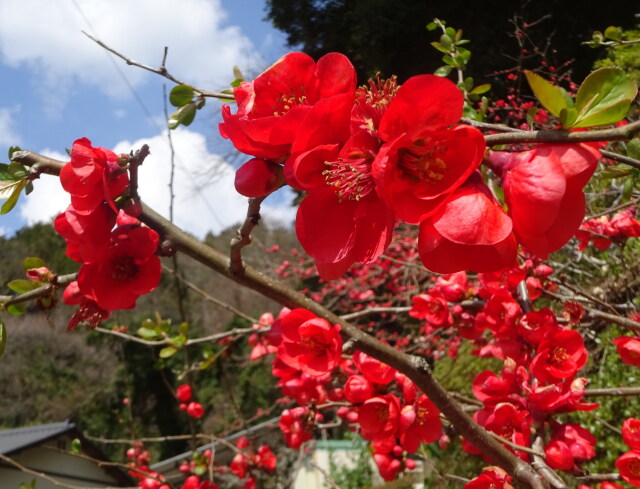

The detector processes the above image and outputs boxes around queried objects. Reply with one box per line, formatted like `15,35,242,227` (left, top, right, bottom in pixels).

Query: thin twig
229,196,267,276
601,149,640,171
82,32,232,100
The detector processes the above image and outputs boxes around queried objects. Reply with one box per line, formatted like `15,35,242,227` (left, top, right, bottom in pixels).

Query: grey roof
0,420,75,454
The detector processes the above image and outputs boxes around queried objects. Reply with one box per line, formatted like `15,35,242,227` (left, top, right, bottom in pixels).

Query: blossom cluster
220,52,602,279
54,138,161,331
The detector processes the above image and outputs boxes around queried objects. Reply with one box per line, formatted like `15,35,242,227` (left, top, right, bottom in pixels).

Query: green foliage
594,25,640,86
525,67,637,128
326,441,375,489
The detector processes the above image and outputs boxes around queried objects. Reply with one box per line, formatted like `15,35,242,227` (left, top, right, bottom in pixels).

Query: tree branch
229,196,267,276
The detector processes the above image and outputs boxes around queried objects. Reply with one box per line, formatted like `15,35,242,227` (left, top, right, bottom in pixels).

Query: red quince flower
517,308,560,346
418,174,518,274
465,466,514,489
234,158,285,197
616,450,640,486
279,406,316,449
63,280,111,331
219,52,356,161
488,143,600,258
409,291,452,327
77,214,161,311
358,394,400,441
186,402,204,418
293,131,395,280
176,385,192,403
613,336,640,368
530,329,588,383
344,375,375,404
276,308,343,376
230,453,247,479
372,75,486,224
54,203,116,263
60,137,129,212
398,395,442,453
624,418,640,450
352,350,396,385
256,445,277,472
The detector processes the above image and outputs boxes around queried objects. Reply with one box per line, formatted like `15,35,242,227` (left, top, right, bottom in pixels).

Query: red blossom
623,418,640,450
464,466,514,489
530,329,588,383
352,350,396,385
488,143,600,258
234,158,284,197
398,395,442,453
613,336,640,368
219,52,356,161
418,175,518,274
616,450,640,486
372,75,485,224
60,137,129,212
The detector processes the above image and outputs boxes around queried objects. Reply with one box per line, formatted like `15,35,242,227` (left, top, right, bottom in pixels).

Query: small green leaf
25,181,34,195
23,257,46,272
0,163,13,181
167,103,197,129
170,334,187,348
442,55,454,66
470,84,491,95
604,26,622,41
8,146,22,160
194,464,207,476
570,67,638,128
137,327,160,340
19,480,36,489
7,303,25,316
559,107,578,128
169,85,195,107
8,161,28,179
525,70,569,118
434,65,452,77
159,346,178,358
232,65,244,81
71,438,82,454
179,322,189,336
1,179,27,214
526,107,538,128
7,279,39,294
431,42,450,55
601,165,634,178
0,318,6,358
426,21,438,31
439,34,452,50
0,179,24,200
627,138,640,160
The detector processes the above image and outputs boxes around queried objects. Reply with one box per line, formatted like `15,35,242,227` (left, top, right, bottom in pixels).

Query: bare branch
229,196,267,276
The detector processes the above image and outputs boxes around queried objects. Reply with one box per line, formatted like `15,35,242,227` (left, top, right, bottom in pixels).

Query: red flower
352,350,396,385
358,394,400,440
219,52,356,160
54,203,116,263
230,453,247,479
488,144,600,258
279,407,316,449
276,309,343,376
616,450,640,486
398,395,442,453
77,216,161,311
530,329,588,383
292,131,394,279
372,75,485,224
234,158,284,197
409,291,452,327
186,402,204,418
613,336,640,368
60,138,129,212
623,418,640,450
465,467,514,489
176,385,192,403
344,375,375,404
256,445,277,472
62,280,110,331
418,175,517,274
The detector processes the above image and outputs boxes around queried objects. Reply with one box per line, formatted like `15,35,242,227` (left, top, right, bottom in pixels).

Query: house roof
0,420,75,455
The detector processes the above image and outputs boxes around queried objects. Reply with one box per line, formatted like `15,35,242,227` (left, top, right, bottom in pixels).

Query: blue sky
0,0,294,238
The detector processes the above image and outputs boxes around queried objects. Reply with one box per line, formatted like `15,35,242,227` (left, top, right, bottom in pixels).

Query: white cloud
0,106,22,147
0,0,263,110
20,129,295,238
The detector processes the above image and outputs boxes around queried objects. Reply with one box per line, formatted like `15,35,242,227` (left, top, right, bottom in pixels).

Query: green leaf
525,70,569,118
430,42,450,55
179,322,189,336
559,107,578,128
526,107,538,127
167,103,197,129
232,65,244,81
23,257,46,272
170,334,187,348
601,165,634,178
8,146,22,160
19,480,36,489
8,161,28,179
439,34,452,50
169,85,195,107
0,163,13,181
0,318,6,358
470,84,491,95
623,174,635,200
1,179,27,214
7,303,25,316
7,279,39,294
627,138,640,160
570,67,638,128
25,181,34,195
137,327,160,340
159,346,178,358
434,65,452,77
426,21,438,31
71,438,82,454
604,26,623,41
0,179,24,200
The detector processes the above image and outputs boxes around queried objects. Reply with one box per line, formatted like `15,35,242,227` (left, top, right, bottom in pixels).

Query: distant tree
264,0,639,86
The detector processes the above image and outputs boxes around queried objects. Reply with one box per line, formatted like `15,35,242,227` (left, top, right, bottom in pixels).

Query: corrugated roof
0,420,74,454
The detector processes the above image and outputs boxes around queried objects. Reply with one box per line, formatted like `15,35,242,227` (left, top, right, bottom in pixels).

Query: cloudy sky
0,0,295,238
